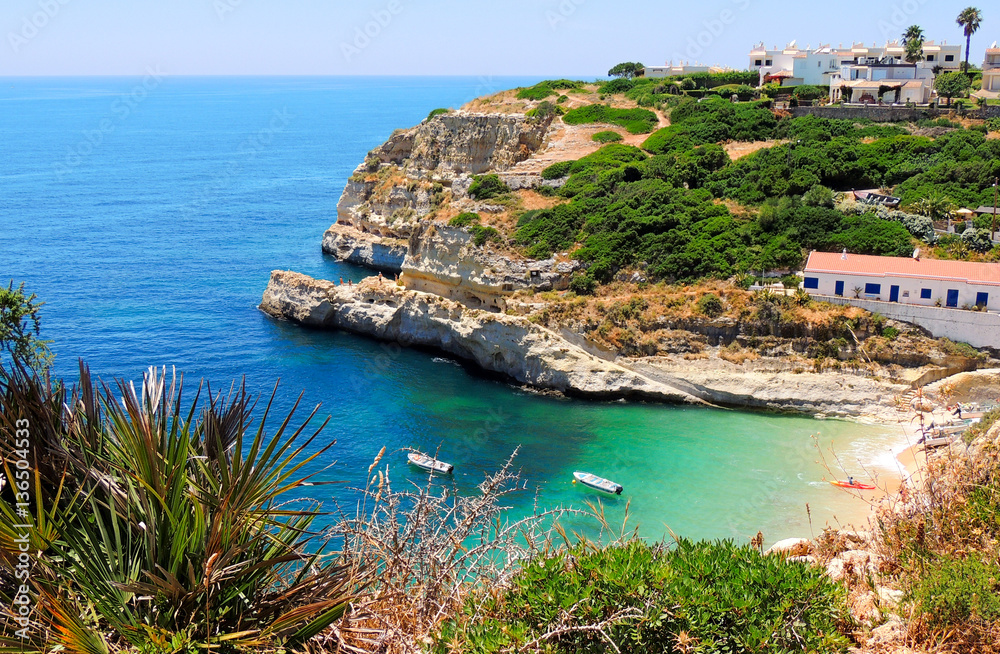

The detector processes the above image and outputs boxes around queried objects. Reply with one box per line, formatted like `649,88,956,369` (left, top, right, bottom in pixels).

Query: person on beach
339,277,343,285
953,405,963,419
848,476,855,486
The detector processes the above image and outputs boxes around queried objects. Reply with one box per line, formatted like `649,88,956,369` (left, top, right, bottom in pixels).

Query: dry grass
723,140,787,161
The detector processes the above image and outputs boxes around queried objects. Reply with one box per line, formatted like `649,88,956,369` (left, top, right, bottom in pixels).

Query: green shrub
562,104,659,134
517,80,584,101
882,326,900,341
427,108,449,121
591,130,623,143
526,100,563,120
568,272,597,295
803,183,835,207
908,555,1000,627
469,225,500,246
697,293,725,317
448,212,481,227
541,160,574,180
468,174,510,201
437,539,849,654
517,83,556,101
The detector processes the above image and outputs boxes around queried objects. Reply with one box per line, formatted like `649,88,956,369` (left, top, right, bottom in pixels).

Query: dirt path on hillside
511,109,670,174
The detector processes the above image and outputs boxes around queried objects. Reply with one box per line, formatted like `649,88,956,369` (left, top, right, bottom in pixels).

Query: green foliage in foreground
436,539,849,654
0,281,52,372
591,129,623,143
0,364,354,652
562,104,659,134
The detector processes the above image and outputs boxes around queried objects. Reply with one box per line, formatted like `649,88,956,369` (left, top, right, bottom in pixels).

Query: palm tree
914,193,954,221
902,25,925,63
903,25,924,64
956,7,983,73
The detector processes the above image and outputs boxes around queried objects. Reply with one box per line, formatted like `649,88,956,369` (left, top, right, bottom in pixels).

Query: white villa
828,59,932,104
642,62,731,78
982,43,1000,95
747,40,961,103
802,251,1000,311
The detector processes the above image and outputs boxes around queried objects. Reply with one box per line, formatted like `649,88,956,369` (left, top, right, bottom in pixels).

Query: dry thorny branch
324,447,591,653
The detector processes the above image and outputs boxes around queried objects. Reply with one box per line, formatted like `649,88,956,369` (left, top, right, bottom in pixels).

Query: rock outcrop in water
260,271,702,404
324,110,562,300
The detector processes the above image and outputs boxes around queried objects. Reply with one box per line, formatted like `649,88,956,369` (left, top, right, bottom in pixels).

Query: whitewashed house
802,251,1000,311
642,62,717,78
801,251,1000,348
982,44,1000,95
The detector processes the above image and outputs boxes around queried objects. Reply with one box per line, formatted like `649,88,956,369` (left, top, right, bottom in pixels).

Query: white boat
407,452,454,474
573,471,623,495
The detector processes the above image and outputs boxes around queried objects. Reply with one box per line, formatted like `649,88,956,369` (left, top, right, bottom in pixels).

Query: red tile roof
805,251,1000,286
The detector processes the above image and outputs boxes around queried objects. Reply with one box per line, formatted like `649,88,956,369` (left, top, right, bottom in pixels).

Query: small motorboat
407,452,454,474
573,471,623,495
830,479,876,490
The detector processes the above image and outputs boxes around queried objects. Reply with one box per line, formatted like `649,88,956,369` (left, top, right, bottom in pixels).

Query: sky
1,0,996,76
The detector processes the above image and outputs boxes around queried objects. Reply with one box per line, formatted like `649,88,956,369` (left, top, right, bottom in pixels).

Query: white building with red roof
803,251,1000,311
802,251,1000,348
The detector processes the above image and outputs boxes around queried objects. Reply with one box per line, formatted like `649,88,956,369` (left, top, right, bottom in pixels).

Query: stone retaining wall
815,295,1000,349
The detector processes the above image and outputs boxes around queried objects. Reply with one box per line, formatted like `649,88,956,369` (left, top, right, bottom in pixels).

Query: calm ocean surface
0,76,905,544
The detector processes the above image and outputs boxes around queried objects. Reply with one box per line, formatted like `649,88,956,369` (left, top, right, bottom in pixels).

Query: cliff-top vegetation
458,79,1000,290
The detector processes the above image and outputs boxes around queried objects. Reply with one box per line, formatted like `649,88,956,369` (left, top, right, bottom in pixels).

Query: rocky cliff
260,270,702,404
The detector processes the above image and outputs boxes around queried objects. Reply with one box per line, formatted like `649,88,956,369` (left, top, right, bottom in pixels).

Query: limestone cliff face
260,271,701,403
369,112,550,175
322,224,407,273
402,225,577,309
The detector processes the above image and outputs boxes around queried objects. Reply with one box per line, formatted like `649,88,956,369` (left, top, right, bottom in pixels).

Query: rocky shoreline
261,270,918,420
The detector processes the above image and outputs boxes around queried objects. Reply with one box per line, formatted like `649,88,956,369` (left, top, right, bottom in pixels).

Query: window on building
865,283,881,295
945,55,954,62
765,59,772,66
755,59,762,66
977,292,989,307
920,288,932,299
803,277,819,289
926,54,935,62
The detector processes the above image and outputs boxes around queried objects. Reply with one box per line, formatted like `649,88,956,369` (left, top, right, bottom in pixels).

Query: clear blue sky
2,0,995,76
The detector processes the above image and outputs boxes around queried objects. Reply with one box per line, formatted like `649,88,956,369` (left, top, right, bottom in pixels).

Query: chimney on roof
842,248,848,260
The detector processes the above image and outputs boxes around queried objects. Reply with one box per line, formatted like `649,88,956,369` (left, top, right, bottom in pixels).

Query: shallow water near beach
1,76,907,544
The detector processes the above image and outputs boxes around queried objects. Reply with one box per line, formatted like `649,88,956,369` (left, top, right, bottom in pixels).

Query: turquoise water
0,76,905,544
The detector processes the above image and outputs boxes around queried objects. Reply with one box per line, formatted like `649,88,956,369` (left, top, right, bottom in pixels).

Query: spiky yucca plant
0,362,358,653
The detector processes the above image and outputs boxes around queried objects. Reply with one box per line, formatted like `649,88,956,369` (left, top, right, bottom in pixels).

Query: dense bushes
517,79,585,101
643,99,777,155
562,105,659,134
437,539,849,653
706,135,939,204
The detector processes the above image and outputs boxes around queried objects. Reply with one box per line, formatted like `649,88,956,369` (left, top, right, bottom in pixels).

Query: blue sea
0,76,906,544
